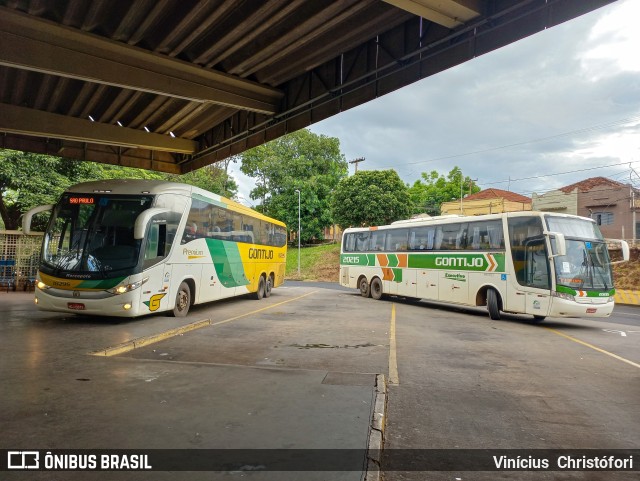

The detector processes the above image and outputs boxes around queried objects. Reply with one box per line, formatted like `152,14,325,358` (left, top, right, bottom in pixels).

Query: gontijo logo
435,257,483,268
248,248,274,259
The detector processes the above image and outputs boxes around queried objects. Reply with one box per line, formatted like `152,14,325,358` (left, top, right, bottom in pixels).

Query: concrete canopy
0,0,615,174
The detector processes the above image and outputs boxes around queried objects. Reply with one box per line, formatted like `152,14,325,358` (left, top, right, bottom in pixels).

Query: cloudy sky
230,0,640,205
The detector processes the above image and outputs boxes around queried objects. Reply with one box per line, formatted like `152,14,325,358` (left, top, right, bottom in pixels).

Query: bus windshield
42,194,153,277
545,216,613,290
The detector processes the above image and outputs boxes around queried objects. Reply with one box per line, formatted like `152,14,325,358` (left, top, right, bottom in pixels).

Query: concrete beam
383,0,480,28
0,7,283,114
0,103,197,154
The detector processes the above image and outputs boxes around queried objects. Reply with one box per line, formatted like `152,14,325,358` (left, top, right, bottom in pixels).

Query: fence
0,230,43,291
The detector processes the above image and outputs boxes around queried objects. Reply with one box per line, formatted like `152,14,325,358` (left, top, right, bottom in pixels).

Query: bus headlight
108,277,148,295
552,291,575,302
37,280,50,290
607,296,615,303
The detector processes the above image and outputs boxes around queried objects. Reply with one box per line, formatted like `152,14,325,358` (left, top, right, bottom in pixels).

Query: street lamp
295,189,301,277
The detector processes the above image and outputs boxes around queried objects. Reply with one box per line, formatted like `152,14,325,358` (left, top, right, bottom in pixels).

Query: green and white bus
23,180,287,318
340,212,629,321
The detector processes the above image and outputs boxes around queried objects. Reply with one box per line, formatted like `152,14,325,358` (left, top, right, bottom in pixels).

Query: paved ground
1,282,639,480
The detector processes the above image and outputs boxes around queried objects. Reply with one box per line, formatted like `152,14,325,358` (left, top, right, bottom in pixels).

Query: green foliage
331,170,412,228
240,129,347,242
0,150,93,230
168,160,238,199
407,166,480,215
0,150,161,230
285,243,340,280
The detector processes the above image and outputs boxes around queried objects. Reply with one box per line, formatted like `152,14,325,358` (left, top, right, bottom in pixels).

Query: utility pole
349,157,365,174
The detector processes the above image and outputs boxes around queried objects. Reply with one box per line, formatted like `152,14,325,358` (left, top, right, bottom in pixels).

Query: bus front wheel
487,288,501,320
172,282,191,317
359,277,370,298
370,278,383,300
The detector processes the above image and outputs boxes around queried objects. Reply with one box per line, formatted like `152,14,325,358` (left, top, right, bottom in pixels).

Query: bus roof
64,179,285,227
343,211,595,232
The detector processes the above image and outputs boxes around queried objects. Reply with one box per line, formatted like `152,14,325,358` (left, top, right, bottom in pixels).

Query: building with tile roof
440,188,532,215
532,177,640,240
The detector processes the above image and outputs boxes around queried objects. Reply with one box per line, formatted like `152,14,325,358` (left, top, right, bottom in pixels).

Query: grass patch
285,243,341,282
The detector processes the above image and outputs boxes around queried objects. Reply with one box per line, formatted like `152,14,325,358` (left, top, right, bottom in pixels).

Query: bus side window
143,212,180,269
355,232,370,252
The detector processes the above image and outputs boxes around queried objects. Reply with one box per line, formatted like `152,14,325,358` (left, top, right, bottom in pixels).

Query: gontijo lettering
248,248,274,259
435,257,484,268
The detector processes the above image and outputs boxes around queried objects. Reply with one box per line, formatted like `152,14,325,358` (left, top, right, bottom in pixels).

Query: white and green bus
23,180,287,318
340,212,629,321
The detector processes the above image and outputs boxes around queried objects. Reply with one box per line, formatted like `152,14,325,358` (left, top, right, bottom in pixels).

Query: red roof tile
464,188,531,203
558,176,627,193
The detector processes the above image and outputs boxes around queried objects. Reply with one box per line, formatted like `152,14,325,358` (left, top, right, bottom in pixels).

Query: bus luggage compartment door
439,271,469,304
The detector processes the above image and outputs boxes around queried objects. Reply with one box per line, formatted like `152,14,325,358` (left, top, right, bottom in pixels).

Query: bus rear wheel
254,275,266,300
487,288,501,320
172,282,191,317
359,277,370,298
370,277,383,300
532,315,546,323
264,275,273,298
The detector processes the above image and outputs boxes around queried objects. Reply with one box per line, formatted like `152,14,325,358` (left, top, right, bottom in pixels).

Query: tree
240,129,347,242
331,170,412,228
0,150,167,230
169,160,238,199
407,166,480,216
0,150,96,230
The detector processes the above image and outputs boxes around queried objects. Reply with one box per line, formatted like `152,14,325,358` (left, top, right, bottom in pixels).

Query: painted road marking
545,327,640,370
602,329,640,337
91,291,318,357
388,303,399,385
208,290,317,328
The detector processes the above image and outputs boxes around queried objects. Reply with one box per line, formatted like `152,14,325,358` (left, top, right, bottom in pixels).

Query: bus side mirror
609,239,630,264
22,204,54,234
134,208,170,239
547,232,566,258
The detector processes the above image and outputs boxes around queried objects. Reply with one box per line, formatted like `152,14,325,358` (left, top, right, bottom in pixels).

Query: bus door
140,207,183,314
522,237,551,316
141,218,174,314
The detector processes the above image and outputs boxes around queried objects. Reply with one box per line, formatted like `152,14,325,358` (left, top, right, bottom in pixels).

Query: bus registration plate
68,302,85,310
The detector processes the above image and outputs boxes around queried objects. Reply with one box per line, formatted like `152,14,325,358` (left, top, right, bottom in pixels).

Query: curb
614,289,640,306
364,373,387,481
89,318,212,356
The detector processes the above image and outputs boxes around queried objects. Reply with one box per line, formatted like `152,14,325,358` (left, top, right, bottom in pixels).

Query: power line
479,161,640,189
402,115,640,167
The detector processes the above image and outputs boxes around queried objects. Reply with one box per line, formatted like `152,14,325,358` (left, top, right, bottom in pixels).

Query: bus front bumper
34,288,143,318
549,296,614,318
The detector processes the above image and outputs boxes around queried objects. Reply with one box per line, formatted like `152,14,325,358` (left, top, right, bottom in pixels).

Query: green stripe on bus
340,254,371,266
407,253,505,272
556,285,615,297
392,268,402,282
78,277,126,289
205,239,250,288
387,254,399,268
